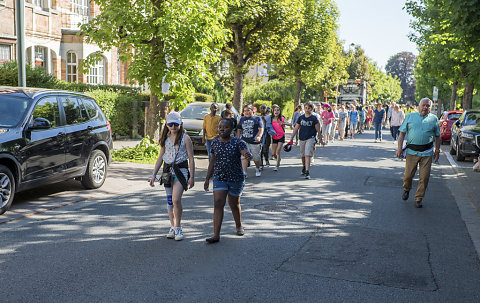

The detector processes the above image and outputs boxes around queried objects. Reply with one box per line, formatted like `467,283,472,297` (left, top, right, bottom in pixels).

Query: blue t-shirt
373,109,385,124
211,137,248,182
238,115,264,144
349,110,359,123
296,114,319,140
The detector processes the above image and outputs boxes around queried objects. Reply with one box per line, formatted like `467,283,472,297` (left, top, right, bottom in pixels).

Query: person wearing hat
149,112,195,241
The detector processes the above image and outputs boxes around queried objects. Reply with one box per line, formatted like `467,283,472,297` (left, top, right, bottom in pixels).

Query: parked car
449,109,480,161
439,110,463,143
180,102,239,150
0,87,113,214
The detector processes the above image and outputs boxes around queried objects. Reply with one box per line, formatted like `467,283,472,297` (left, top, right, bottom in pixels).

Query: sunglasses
167,122,180,127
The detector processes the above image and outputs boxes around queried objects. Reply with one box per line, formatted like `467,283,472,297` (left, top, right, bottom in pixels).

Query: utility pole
16,0,26,87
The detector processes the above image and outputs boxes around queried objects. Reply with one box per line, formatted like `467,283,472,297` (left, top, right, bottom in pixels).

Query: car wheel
81,150,107,189
0,165,15,215
449,139,456,155
456,140,466,161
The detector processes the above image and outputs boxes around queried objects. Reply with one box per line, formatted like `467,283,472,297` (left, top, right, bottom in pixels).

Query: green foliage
281,0,340,103
244,79,295,106
385,52,416,103
281,100,295,120
111,95,145,137
194,93,214,103
112,137,161,163
0,61,58,88
224,0,304,110
82,0,229,108
253,100,272,109
86,90,119,122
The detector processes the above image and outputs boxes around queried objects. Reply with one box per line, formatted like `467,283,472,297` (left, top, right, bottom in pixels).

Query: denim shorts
213,178,245,197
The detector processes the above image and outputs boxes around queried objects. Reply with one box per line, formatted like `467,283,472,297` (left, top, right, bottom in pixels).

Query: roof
0,86,88,99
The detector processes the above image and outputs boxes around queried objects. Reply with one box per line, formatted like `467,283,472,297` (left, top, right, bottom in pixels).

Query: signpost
433,86,439,117
16,0,26,87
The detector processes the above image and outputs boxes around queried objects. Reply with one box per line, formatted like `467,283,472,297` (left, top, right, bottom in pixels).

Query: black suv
0,87,113,214
450,109,480,161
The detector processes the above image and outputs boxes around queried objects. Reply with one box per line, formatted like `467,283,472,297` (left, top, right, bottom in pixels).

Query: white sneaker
379,138,382,142
273,166,278,171
375,139,378,143
166,227,175,239
311,157,315,164
255,169,261,177
174,227,184,241
243,171,248,179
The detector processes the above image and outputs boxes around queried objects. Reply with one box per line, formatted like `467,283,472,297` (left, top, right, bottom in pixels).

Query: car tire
456,140,466,161
0,165,15,215
449,139,456,155
81,150,107,189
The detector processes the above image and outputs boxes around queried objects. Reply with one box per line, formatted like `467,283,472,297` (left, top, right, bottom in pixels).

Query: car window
464,112,480,126
181,105,212,120
81,98,99,120
61,96,87,124
448,113,462,121
32,97,61,128
0,95,29,127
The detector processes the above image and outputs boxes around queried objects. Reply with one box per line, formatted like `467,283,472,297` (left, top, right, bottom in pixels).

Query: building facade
0,0,129,85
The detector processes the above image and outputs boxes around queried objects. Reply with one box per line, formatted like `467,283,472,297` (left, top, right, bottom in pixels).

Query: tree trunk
146,92,161,142
295,78,303,107
462,83,474,110
233,69,244,112
231,24,246,113
450,81,457,111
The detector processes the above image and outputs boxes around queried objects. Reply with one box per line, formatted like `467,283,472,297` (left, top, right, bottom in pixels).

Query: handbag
160,142,180,186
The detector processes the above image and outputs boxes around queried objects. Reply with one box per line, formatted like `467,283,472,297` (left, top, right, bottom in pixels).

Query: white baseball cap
166,111,182,124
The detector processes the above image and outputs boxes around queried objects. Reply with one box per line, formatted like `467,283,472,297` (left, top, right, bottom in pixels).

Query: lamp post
15,0,26,87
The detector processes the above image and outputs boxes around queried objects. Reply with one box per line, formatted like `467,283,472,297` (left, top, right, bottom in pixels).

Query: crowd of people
148,99,433,243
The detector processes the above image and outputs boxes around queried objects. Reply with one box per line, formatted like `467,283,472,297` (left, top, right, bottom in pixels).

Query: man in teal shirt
396,98,441,208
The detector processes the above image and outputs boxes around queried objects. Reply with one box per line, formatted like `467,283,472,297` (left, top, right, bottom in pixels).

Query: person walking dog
396,98,440,208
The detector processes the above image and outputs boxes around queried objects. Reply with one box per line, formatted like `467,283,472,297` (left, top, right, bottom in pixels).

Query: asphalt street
1,130,480,302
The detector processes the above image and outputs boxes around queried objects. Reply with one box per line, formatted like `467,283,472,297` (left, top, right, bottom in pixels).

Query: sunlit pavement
1,130,480,302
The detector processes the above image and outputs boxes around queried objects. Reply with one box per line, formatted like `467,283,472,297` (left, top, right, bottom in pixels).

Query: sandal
206,237,220,244
236,227,245,236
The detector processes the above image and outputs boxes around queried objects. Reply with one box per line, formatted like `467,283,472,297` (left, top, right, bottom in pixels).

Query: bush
0,61,58,88
86,90,119,122
110,95,145,137
281,100,295,121
194,93,214,103
112,137,160,163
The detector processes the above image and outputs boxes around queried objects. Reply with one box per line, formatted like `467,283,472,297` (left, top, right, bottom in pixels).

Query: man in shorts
237,104,264,177
289,102,321,179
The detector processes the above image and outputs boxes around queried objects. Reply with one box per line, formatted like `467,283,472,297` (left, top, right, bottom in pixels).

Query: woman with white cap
149,112,195,241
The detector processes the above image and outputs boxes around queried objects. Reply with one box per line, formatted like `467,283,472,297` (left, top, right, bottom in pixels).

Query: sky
336,0,418,70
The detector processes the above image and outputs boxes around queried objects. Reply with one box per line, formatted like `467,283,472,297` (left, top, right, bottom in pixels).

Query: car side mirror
455,120,460,127
31,117,52,129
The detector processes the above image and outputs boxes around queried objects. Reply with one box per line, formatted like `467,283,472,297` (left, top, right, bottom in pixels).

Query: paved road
1,130,480,302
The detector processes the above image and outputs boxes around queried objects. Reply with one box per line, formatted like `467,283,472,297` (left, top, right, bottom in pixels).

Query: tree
385,52,416,104
405,0,480,109
81,0,228,140
346,45,372,83
280,0,339,106
223,0,304,111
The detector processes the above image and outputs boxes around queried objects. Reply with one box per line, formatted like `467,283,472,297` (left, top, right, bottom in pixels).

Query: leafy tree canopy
81,0,229,108
385,51,416,103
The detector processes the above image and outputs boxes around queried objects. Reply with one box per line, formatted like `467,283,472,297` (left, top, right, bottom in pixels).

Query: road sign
433,86,438,101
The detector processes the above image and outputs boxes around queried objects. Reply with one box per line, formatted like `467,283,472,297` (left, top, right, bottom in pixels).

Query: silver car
180,102,239,150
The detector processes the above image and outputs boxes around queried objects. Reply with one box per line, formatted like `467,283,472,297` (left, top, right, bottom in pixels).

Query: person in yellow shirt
203,103,222,160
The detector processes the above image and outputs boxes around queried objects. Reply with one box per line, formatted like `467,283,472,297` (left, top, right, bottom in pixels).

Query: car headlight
461,133,474,140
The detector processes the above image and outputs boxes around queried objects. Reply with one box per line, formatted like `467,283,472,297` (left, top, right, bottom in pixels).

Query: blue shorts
213,178,245,197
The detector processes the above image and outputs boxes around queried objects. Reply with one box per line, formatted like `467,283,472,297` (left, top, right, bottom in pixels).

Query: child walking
149,112,195,241
204,119,252,243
